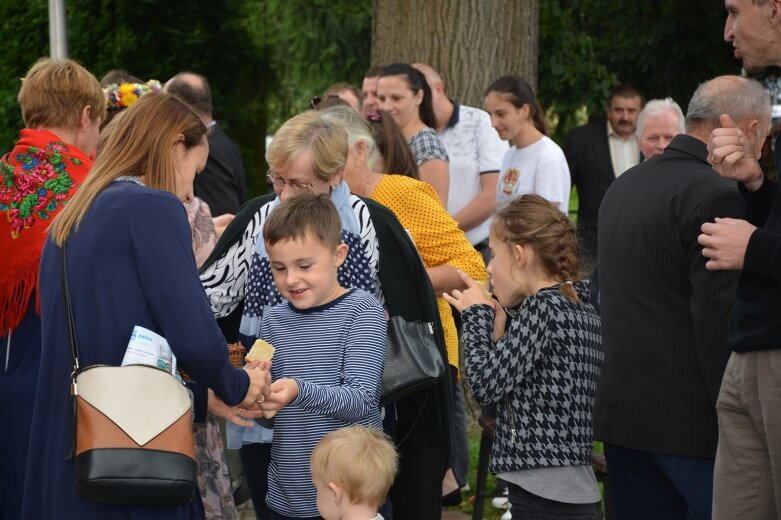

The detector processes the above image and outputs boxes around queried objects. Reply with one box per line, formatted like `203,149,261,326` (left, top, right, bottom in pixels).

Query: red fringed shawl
0,129,92,333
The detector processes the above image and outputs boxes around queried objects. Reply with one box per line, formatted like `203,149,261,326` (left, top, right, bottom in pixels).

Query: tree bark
371,0,538,108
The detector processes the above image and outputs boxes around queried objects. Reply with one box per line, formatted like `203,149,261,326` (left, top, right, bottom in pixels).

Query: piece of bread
245,339,275,362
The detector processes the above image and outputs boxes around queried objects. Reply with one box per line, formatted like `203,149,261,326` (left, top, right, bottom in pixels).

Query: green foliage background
0,0,741,198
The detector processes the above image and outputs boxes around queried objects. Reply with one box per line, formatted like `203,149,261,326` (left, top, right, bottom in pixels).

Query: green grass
443,420,504,519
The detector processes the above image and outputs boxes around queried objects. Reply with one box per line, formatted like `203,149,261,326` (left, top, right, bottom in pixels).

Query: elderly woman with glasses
199,110,452,520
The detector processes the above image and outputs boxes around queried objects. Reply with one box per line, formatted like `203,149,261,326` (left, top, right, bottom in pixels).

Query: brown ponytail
484,75,547,136
492,194,582,304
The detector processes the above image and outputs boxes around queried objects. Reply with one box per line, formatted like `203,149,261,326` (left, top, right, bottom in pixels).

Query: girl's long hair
368,111,419,179
50,93,206,246
485,75,547,136
492,194,581,303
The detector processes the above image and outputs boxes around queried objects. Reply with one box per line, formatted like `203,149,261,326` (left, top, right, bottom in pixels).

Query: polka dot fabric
370,174,487,369
243,229,377,320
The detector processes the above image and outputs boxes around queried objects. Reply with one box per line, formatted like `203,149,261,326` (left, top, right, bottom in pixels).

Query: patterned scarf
0,129,92,333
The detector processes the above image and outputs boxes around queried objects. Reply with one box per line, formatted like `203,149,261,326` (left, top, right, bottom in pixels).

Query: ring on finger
256,395,265,404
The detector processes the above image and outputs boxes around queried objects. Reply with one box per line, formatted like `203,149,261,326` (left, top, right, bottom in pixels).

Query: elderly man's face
638,109,681,159
608,95,642,139
725,0,781,70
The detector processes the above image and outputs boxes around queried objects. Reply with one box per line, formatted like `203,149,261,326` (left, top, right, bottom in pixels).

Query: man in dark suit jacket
565,85,643,268
165,72,246,216
594,75,769,520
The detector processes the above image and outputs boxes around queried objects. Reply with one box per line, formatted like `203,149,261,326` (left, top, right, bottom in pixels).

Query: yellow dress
370,174,487,370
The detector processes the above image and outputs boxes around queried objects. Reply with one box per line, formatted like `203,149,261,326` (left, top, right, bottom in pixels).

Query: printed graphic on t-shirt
501,167,520,195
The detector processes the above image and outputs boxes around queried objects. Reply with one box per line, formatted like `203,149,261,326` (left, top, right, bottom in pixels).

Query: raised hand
707,114,763,191
442,270,493,312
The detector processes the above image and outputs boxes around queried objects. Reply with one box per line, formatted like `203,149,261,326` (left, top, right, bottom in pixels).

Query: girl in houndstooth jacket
444,193,604,519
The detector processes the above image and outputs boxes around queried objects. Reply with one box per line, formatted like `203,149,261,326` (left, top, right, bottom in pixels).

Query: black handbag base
75,448,197,506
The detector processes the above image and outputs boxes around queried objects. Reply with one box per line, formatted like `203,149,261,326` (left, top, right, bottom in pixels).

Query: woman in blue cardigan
24,93,270,519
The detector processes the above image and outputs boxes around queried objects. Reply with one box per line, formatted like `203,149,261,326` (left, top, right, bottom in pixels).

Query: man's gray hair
636,98,685,138
685,76,770,132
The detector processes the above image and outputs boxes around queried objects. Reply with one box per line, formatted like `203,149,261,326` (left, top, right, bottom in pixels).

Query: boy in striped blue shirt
257,193,386,519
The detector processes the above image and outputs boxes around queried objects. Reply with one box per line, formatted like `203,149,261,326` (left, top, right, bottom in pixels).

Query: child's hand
491,301,508,341
259,378,299,419
442,270,493,312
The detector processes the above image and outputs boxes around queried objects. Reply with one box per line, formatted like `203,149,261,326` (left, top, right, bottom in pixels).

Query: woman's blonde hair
50,93,207,245
18,58,106,129
266,110,347,182
492,194,582,303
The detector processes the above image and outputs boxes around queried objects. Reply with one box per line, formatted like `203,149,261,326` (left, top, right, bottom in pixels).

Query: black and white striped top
199,195,381,319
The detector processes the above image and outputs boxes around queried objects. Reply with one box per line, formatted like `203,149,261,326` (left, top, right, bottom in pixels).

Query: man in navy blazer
565,85,643,273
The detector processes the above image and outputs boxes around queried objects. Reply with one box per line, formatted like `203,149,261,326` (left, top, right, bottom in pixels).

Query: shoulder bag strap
61,242,80,372
61,242,80,462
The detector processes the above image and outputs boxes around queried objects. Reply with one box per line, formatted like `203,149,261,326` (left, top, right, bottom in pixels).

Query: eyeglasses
266,171,321,192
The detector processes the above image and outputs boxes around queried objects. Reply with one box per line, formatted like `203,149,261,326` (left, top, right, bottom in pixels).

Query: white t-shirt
439,104,507,244
497,135,571,214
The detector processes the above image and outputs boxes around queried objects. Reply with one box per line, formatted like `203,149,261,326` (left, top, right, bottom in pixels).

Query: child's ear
327,481,344,504
334,243,349,267
512,243,526,268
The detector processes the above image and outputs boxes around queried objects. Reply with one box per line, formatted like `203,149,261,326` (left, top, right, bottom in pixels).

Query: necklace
114,175,146,186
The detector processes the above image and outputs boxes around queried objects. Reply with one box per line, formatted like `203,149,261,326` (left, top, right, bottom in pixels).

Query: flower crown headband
103,79,162,110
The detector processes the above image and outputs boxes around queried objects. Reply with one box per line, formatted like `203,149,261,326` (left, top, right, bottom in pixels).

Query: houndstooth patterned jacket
463,282,602,473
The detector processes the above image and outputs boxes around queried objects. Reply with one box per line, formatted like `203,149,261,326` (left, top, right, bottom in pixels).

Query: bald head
164,71,212,119
412,63,444,91
686,75,770,136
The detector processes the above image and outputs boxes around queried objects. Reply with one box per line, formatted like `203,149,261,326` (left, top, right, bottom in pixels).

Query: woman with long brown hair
24,93,270,519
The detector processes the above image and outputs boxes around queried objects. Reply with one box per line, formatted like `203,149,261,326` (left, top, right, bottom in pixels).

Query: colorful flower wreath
103,79,162,110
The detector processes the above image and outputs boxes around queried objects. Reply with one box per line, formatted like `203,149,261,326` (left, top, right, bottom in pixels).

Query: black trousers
507,482,602,520
239,442,272,520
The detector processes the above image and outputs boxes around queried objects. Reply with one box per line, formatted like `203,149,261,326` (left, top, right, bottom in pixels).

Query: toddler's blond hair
311,426,398,507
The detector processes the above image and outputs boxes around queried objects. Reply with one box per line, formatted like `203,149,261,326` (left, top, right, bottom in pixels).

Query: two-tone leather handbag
62,244,197,506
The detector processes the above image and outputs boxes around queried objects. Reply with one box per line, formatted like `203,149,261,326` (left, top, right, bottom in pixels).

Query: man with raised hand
698,1,781,517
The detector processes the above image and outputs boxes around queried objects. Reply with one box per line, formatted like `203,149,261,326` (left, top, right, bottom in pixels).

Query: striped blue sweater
261,288,386,517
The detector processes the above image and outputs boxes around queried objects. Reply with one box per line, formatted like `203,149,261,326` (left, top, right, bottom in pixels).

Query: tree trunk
371,0,538,108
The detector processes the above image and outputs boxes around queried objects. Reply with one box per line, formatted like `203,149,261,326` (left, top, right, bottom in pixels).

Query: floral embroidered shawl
0,129,92,333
